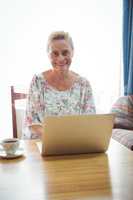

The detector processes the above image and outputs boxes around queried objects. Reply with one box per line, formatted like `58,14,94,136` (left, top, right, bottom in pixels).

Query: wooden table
0,139,133,200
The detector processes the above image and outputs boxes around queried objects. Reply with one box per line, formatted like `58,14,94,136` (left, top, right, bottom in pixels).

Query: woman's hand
29,125,44,138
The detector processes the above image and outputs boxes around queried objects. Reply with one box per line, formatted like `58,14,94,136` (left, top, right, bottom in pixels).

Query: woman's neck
50,69,70,81
43,69,79,91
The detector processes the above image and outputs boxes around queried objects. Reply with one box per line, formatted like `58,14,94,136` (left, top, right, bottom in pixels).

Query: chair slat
11,86,27,138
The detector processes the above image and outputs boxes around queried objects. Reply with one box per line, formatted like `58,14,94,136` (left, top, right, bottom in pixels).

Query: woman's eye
52,51,58,56
62,50,69,56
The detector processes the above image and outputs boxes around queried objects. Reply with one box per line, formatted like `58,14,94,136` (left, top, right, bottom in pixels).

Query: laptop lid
41,113,115,156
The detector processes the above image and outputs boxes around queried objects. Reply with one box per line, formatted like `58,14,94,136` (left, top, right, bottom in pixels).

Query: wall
0,0,122,138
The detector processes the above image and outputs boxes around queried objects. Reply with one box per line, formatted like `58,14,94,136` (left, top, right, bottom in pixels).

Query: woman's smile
49,39,73,71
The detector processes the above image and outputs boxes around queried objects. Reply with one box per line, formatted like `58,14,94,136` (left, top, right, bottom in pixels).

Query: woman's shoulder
30,72,48,89
71,71,91,86
31,71,48,82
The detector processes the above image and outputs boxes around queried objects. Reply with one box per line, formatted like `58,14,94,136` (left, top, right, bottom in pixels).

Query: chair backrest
11,86,27,138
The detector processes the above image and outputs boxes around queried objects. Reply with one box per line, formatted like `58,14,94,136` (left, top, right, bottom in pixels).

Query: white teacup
0,138,20,155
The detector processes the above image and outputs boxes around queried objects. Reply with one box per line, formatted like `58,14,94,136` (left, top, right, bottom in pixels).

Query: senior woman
25,31,96,138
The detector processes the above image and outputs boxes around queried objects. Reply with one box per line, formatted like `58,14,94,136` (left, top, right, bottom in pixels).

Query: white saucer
0,148,24,159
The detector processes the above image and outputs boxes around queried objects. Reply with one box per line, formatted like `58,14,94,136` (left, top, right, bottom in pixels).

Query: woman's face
48,39,73,73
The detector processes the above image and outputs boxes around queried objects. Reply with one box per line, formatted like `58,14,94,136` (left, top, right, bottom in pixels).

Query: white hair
47,31,74,52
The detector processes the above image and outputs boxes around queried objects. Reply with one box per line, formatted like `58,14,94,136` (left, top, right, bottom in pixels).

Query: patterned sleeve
81,79,96,114
25,74,45,127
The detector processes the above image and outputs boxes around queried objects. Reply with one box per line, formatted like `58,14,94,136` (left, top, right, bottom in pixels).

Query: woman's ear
71,50,74,58
47,50,51,59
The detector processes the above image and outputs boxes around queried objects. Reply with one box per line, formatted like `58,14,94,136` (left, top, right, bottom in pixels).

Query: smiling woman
46,31,75,90
25,31,96,139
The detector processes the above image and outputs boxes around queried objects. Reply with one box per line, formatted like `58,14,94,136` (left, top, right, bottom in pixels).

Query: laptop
39,113,115,156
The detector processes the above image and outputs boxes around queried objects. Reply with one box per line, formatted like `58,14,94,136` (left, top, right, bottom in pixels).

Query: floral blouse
25,73,96,138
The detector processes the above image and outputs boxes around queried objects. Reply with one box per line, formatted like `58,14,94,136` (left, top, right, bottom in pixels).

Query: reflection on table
0,139,133,200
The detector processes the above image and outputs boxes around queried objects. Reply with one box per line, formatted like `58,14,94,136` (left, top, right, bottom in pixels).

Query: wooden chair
11,86,27,138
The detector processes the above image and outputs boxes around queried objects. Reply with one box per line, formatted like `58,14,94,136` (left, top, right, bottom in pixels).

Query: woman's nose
58,53,64,61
